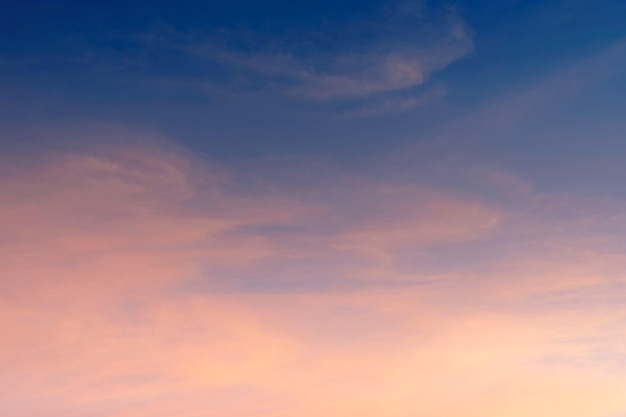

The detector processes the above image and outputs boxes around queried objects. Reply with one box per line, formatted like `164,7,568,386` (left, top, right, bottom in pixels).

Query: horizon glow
2,1,626,416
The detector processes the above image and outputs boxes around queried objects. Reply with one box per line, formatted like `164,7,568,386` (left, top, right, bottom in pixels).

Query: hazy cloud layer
3,127,626,417
3,1,626,416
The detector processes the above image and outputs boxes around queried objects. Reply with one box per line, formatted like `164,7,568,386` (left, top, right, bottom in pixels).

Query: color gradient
2,1,626,416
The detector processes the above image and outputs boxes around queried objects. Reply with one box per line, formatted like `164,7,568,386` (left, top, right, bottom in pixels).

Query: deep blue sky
2,0,626,193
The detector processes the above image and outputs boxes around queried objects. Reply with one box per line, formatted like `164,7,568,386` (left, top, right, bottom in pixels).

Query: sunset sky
2,1,626,416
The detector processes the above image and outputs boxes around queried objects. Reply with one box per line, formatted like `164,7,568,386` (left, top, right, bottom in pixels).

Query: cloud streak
3,126,626,417
140,2,473,116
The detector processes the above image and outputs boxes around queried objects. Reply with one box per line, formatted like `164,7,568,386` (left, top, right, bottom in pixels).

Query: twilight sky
3,1,626,416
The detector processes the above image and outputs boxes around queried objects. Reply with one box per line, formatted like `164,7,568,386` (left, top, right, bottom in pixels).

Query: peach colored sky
3,129,626,417
4,1,626,415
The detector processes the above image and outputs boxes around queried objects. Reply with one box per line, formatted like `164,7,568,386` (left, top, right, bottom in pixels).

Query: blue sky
3,0,625,166
3,2,626,416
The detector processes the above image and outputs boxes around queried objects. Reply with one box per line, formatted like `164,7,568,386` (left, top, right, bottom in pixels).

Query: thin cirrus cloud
165,3,473,113
3,126,626,416
0,2,472,118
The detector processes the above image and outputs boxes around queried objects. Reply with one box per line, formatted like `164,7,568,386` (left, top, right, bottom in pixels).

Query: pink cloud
3,133,626,417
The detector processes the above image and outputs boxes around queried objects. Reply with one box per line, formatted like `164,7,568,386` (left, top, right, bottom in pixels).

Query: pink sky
3,131,626,417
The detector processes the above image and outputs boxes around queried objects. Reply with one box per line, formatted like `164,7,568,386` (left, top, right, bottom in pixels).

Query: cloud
3,127,626,416
141,1,473,116
0,2,473,119
282,38,469,101
242,9,468,99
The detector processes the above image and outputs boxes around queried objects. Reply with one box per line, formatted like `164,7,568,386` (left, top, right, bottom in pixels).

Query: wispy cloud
3,126,626,416
133,2,473,116
0,2,473,119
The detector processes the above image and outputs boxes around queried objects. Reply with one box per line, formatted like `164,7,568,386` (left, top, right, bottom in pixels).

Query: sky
2,1,626,416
